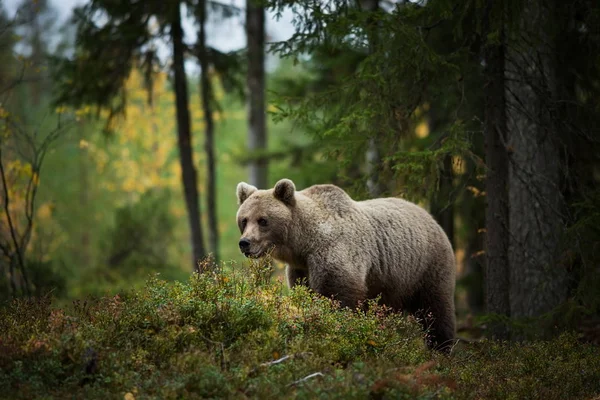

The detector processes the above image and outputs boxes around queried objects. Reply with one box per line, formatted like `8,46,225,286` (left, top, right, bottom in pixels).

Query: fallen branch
260,354,292,367
288,372,324,387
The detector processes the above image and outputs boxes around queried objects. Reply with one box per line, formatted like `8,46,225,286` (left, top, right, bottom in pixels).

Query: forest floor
1,260,599,400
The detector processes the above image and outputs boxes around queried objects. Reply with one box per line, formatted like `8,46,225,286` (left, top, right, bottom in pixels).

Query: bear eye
241,218,248,231
257,218,268,227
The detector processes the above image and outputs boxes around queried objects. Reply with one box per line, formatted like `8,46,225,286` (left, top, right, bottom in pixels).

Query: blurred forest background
1,0,600,342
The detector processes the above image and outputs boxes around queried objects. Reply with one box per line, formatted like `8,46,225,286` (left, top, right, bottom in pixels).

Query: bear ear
237,182,258,205
273,179,296,206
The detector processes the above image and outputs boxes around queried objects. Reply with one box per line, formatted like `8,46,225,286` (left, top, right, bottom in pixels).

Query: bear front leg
307,261,368,309
285,266,308,288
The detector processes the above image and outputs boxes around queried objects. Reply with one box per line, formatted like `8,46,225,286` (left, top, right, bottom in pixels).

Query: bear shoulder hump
300,184,354,211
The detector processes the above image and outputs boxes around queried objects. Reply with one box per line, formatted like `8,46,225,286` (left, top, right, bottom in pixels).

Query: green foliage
76,189,186,296
101,189,177,276
0,262,424,398
268,0,478,199
389,121,475,201
448,335,600,400
1,261,599,399
26,260,68,299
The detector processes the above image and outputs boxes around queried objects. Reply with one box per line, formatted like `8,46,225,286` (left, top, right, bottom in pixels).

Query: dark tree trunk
483,0,510,339
506,0,567,318
465,230,485,314
428,104,455,249
246,0,268,189
171,3,206,270
197,0,219,261
464,159,486,315
431,155,455,249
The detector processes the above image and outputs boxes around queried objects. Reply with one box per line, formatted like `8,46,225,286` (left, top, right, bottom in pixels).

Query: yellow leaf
415,121,429,139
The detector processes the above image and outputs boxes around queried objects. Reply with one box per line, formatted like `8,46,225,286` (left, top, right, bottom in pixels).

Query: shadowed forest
1,0,600,398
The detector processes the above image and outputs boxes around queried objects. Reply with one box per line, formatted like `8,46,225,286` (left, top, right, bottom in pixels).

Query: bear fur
236,178,456,352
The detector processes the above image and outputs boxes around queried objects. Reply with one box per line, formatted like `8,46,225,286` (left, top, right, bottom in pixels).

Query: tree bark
365,138,382,197
431,154,455,249
362,0,382,198
428,104,454,248
483,0,510,339
197,0,219,261
171,3,206,270
246,0,268,189
505,0,567,318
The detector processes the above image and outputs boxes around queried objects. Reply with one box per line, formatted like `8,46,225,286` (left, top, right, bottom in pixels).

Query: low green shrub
0,259,599,399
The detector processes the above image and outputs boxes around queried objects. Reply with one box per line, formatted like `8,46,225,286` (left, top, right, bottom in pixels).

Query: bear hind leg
406,289,456,353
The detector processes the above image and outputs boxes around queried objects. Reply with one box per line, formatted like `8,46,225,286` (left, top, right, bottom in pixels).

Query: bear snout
239,238,251,254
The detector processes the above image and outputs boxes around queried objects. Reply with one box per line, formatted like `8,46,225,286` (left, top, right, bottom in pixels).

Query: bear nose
239,238,251,252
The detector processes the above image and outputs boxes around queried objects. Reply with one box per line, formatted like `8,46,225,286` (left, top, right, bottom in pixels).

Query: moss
1,262,599,399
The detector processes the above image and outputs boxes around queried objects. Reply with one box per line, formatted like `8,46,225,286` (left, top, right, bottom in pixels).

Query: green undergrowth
1,261,599,400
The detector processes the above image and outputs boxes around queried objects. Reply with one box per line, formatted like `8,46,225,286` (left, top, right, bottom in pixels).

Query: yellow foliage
122,178,137,193
213,79,225,101
415,121,429,139
452,156,466,175
171,206,186,217
85,68,181,198
37,202,54,219
0,106,9,119
75,106,92,117
170,162,181,179
192,109,205,120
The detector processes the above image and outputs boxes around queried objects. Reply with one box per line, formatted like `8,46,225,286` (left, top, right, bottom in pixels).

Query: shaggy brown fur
236,179,456,352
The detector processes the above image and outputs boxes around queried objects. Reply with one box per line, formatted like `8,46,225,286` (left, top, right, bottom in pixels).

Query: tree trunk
171,3,206,270
362,0,382,198
431,154,455,248
366,138,382,197
428,104,454,248
246,0,268,189
505,0,567,318
78,121,90,268
464,160,486,314
483,0,510,339
465,228,485,314
197,0,219,261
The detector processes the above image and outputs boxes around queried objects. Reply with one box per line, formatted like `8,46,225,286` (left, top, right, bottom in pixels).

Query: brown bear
236,178,456,352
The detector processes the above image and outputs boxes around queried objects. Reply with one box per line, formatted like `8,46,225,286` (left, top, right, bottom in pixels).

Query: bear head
236,178,296,259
